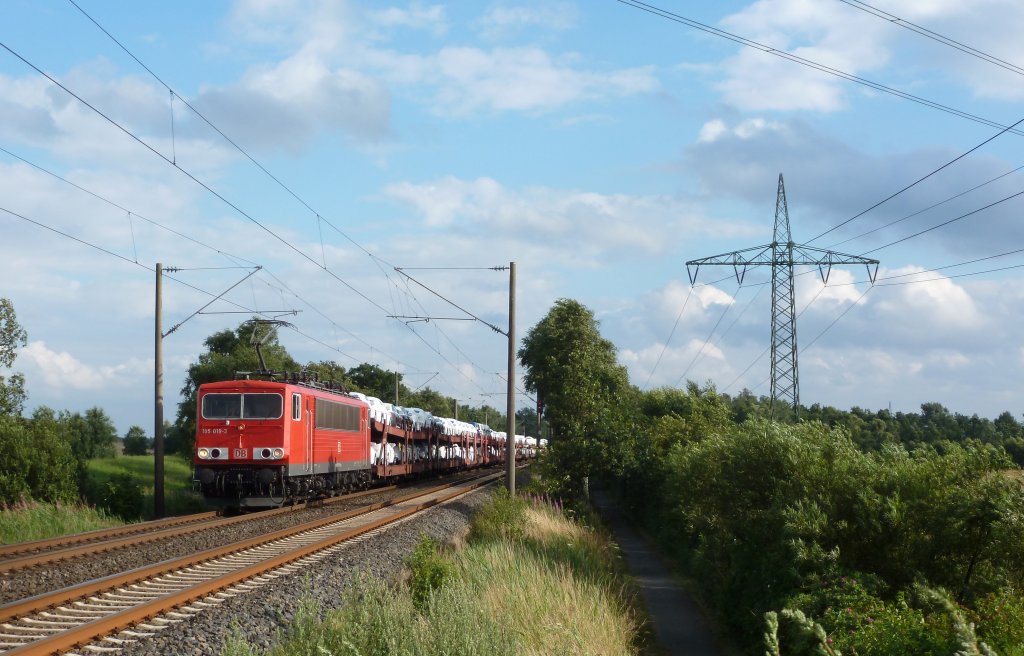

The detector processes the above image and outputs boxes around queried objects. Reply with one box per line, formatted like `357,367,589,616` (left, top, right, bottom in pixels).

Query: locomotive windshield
202,393,283,420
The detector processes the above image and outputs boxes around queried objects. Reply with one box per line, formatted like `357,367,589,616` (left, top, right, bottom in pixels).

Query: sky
2,0,1024,435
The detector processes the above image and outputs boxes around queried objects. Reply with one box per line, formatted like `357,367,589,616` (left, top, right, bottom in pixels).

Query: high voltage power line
826,163,1024,250
808,116,1024,244
614,0,1024,136
618,0,1024,396
836,0,1024,78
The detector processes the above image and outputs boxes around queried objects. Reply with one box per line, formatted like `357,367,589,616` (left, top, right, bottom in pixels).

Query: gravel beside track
0,479,466,606
111,484,494,656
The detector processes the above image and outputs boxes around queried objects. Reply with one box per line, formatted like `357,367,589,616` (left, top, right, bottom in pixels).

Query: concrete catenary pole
506,261,516,495
154,263,165,518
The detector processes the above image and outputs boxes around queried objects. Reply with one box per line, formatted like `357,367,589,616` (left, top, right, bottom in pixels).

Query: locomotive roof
199,379,366,404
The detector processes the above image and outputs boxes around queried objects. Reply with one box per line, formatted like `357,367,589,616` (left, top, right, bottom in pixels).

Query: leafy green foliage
347,362,405,400
86,454,204,519
642,419,1024,653
92,472,144,521
61,406,118,461
406,534,455,610
518,299,631,495
0,499,122,543
0,412,78,504
0,298,28,416
469,486,527,543
122,425,149,456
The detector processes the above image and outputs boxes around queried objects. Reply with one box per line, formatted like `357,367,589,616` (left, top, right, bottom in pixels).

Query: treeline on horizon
723,391,1024,466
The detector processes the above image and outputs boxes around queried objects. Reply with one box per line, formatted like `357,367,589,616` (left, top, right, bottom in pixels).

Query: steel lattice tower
686,174,880,418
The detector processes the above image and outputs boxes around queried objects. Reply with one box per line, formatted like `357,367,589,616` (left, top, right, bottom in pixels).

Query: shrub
406,534,455,610
468,487,527,543
94,472,144,521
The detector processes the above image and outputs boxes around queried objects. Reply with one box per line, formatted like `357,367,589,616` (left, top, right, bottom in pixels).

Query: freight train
192,372,542,509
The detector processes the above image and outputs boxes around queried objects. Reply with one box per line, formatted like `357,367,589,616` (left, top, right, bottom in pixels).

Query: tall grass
222,491,638,655
86,454,206,518
0,498,122,543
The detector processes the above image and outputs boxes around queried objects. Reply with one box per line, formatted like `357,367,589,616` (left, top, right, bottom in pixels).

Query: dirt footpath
593,491,720,656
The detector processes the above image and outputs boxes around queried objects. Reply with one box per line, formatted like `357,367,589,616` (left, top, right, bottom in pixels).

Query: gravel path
107,484,494,656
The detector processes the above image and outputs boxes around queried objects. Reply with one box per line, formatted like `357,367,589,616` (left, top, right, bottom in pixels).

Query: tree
0,410,78,504
63,407,118,460
518,299,630,495
122,425,149,456
172,321,301,455
304,360,353,390
348,363,407,402
0,298,28,416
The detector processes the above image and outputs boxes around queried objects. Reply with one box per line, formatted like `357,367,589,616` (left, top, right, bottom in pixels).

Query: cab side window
292,393,301,421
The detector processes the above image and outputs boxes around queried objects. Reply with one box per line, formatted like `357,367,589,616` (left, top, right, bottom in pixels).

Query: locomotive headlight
197,448,210,459
272,448,284,459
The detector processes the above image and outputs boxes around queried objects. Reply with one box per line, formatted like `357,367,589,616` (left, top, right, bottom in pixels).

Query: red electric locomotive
193,378,373,508
192,375,514,509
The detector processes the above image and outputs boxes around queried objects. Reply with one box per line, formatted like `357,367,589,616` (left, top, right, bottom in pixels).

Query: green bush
406,534,455,610
0,414,78,505
95,472,144,521
973,590,1024,654
644,418,1024,652
467,486,526,543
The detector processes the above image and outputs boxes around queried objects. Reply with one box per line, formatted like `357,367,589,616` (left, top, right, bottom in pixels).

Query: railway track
0,471,500,655
0,485,399,577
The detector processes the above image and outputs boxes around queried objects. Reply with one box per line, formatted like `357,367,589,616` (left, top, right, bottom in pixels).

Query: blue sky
3,0,1024,434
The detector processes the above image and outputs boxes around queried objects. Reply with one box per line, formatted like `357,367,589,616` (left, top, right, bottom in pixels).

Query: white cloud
875,266,981,329
21,341,150,390
713,0,1024,110
369,4,447,35
697,119,727,143
194,51,392,149
476,4,579,39
384,176,759,260
621,337,730,389
369,46,658,115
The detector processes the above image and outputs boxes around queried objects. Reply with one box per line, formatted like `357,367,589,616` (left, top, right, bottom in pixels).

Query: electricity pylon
685,174,880,418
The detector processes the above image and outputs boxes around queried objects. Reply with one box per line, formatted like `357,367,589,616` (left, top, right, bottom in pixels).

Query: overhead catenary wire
60,4,506,400
65,0,401,274
0,142,422,372
0,39,390,316
1,32,501,400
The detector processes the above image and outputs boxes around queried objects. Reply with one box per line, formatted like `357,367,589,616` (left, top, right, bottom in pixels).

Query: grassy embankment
222,488,642,655
0,454,203,543
85,453,205,518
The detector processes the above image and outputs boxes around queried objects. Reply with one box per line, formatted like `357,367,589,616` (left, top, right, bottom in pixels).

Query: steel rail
2,472,499,655
0,484,399,575
0,512,219,559
0,474,488,624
